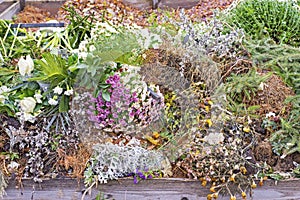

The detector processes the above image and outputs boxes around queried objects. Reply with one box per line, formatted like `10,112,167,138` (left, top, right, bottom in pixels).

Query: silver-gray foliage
84,143,165,184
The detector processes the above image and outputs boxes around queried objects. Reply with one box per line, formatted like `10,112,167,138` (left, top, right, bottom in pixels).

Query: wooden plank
0,1,20,20
3,178,300,200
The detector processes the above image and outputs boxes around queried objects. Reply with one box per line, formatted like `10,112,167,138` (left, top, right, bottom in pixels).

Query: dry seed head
207,194,213,200
212,192,219,199
241,191,247,199
240,166,247,174
251,181,257,189
230,195,236,200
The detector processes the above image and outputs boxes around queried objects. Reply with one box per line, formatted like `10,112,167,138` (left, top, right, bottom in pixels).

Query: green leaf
102,90,110,102
58,95,70,112
0,104,15,116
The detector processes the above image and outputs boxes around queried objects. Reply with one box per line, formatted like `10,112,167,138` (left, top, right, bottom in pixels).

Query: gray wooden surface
122,0,199,9
3,178,300,200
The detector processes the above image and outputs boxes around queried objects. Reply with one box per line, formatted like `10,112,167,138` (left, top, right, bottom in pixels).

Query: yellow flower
210,186,216,193
152,132,160,139
243,127,251,133
205,106,210,112
145,135,159,146
206,119,213,127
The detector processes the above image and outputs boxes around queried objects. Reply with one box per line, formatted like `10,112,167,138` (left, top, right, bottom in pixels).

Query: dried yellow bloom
230,195,236,200
145,135,159,146
240,166,247,174
152,131,160,139
241,191,247,199
212,192,218,199
207,194,213,200
202,180,207,187
243,127,251,133
206,119,213,127
251,181,257,189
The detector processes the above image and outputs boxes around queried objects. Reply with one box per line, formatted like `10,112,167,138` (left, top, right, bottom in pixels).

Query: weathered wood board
3,178,300,200
122,0,199,9
0,1,20,20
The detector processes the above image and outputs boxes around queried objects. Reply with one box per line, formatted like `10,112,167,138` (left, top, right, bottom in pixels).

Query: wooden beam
3,178,300,200
0,1,20,20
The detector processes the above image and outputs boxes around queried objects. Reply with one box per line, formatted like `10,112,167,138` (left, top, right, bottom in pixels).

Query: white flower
34,93,43,103
18,55,34,76
64,89,73,96
0,95,5,104
8,161,19,169
0,86,10,93
89,45,96,52
53,86,63,95
20,97,36,113
23,112,36,123
266,112,276,118
79,52,88,59
258,82,267,91
48,98,58,105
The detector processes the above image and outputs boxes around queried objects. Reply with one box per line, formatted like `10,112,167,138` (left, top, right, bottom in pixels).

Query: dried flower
230,195,236,200
251,181,257,189
240,166,247,174
241,191,247,199
207,194,213,200
210,186,216,193
212,192,218,199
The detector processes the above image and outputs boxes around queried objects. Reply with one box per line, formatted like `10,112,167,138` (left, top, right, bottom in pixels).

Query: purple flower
133,176,138,184
112,113,118,118
104,109,110,115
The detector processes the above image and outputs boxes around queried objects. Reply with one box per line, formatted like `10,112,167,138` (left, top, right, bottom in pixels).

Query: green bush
225,0,300,46
245,39,300,94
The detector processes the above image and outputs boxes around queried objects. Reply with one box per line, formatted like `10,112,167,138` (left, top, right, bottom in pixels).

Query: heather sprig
128,168,161,184
87,74,140,130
